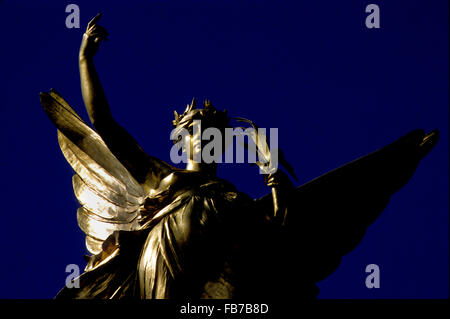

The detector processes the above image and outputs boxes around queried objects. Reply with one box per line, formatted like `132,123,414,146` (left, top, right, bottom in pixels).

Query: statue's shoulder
147,170,253,212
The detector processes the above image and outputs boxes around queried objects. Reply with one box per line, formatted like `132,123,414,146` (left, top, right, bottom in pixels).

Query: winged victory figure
39,14,439,299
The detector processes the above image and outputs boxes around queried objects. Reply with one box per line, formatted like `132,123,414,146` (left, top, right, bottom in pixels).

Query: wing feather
73,175,140,220
85,235,104,255
77,207,140,241
58,132,142,205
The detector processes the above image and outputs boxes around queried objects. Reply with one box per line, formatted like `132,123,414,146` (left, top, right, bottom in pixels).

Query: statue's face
182,121,202,160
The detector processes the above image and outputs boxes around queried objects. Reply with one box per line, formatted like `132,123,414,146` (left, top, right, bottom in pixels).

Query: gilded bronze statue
39,14,439,299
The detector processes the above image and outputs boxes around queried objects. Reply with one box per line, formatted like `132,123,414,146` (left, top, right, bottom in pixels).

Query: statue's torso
137,170,254,298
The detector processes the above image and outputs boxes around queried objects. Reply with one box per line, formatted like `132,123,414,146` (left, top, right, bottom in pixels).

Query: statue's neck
185,159,217,177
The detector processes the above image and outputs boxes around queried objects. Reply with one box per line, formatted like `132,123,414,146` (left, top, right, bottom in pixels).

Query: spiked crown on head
172,98,230,130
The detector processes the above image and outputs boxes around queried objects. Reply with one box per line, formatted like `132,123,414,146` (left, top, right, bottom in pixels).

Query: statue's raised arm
39,14,175,257
78,14,172,190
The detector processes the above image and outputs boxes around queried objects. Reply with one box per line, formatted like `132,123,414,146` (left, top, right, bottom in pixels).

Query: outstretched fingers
87,13,102,30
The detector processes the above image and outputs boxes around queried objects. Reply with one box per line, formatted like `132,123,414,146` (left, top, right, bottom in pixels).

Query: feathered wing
40,89,146,255
254,129,439,287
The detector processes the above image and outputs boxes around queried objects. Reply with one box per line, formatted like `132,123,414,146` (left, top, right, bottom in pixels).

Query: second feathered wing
253,128,439,293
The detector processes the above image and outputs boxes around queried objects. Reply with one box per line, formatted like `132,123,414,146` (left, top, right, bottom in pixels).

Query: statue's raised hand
79,13,109,59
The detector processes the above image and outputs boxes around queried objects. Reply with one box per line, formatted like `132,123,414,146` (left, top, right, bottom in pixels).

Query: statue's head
172,98,230,163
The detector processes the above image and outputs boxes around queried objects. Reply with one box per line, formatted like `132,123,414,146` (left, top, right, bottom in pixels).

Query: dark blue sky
0,0,448,298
